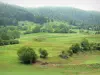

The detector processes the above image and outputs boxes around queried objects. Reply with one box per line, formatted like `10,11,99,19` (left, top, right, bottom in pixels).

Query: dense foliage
17,46,37,64
0,2,100,31
0,40,19,46
0,26,20,46
59,39,100,59
27,21,76,33
28,7,100,30
70,43,81,53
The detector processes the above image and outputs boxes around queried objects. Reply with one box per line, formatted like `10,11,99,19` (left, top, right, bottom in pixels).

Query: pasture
0,33,100,75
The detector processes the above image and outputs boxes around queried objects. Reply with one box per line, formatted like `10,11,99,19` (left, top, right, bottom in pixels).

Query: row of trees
59,39,100,59
24,22,76,34
0,26,20,46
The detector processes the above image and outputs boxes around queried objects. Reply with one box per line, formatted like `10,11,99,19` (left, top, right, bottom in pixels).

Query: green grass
0,33,100,75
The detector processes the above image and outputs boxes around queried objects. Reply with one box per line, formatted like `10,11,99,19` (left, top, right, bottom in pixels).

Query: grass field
0,33,100,75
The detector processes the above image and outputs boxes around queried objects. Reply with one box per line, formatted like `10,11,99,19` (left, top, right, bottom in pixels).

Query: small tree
39,48,48,59
70,43,81,53
17,46,37,64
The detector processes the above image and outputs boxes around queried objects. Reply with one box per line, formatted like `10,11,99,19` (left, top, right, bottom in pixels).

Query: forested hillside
0,2,48,26
0,2,100,30
29,7,100,25
28,7,100,30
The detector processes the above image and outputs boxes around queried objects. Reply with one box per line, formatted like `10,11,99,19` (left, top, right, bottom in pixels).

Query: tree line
24,21,77,34
59,39,100,59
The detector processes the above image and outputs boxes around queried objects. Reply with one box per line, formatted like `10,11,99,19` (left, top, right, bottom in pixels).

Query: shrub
39,48,48,59
70,43,81,53
17,46,37,64
59,50,68,59
9,40,19,44
81,39,90,51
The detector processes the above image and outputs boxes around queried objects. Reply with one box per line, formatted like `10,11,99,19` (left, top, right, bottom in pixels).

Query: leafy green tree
17,46,37,64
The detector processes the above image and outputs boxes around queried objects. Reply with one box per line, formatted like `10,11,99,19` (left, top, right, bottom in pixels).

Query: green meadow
0,33,100,75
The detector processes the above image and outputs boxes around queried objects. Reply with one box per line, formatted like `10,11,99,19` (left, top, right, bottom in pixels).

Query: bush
9,40,19,44
39,48,48,59
81,39,90,51
70,43,81,53
17,46,37,64
59,50,68,59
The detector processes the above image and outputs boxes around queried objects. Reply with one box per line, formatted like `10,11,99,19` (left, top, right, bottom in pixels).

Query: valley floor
0,33,100,75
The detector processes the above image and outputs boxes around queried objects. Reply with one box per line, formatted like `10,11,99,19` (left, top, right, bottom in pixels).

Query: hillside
0,2,48,26
0,2,100,30
28,7,100,26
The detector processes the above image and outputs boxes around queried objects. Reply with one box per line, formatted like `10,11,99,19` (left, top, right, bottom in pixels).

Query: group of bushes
17,39,100,64
59,39,100,59
17,47,48,64
0,40,19,46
